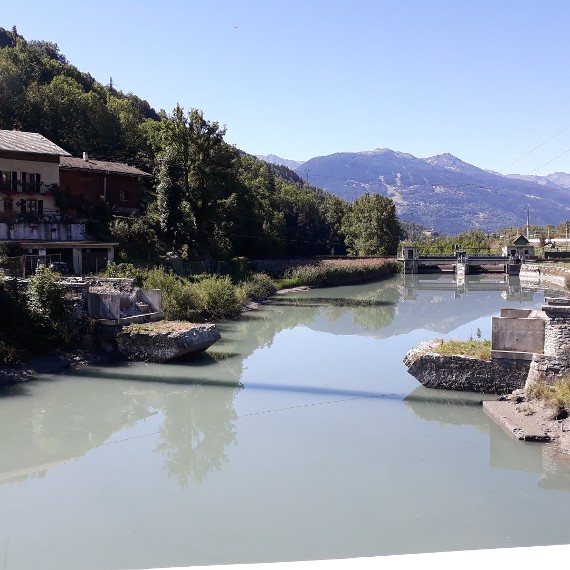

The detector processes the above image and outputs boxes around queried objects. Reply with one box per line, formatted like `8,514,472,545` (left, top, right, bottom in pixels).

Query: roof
513,235,531,246
0,130,71,156
60,156,151,177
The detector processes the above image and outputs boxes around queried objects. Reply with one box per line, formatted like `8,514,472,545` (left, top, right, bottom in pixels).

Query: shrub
195,276,242,320
238,272,277,302
26,267,71,345
143,268,201,321
105,261,141,281
527,376,570,418
0,340,24,365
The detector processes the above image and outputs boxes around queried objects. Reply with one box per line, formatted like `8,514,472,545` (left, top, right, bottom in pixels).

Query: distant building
502,235,535,260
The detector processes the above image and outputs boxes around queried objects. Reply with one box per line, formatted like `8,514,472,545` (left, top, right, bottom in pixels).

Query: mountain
256,154,305,170
292,148,570,234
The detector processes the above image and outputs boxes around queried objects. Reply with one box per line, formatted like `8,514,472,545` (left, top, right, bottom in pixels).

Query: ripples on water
0,274,569,569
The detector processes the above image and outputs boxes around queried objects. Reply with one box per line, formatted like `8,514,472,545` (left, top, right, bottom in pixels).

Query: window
19,199,43,215
21,172,41,193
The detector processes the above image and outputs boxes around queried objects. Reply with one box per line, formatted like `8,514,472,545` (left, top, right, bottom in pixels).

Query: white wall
0,157,60,187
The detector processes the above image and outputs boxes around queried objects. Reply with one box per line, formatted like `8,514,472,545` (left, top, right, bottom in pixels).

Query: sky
3,0,570,175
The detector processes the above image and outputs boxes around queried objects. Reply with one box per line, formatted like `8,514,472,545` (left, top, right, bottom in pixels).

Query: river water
1,274,570,569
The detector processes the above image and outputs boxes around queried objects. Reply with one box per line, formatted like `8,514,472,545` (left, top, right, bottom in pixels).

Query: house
0,130,117,275
59,153,150,215
0,129,69,222
501,235,535,261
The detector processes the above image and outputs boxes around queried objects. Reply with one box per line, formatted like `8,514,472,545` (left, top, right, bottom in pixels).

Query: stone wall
525,298,570,386
404,346,528,394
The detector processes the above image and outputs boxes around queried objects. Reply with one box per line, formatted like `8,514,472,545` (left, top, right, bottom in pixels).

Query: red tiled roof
60,156,151,177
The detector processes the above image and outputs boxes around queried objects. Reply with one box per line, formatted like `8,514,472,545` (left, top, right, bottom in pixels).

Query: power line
500,123,570,172
530,147,570,173
488,95,570,164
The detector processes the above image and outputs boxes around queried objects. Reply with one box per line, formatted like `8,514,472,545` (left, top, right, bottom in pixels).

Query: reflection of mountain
404,386,570,491
0,369,241,487
303,274,552,338
213,274,554,365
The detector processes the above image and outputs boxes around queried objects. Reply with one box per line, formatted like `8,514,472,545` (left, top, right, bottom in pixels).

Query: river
1,273,570,569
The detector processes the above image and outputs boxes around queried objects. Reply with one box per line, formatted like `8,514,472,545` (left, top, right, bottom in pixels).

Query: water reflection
404,386,570,492
2,274,570,569
155,383,240,486
0,369,242,488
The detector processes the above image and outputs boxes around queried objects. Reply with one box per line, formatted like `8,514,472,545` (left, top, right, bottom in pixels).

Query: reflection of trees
0,378,152,484
0,364,243,488
321,283,401,331
155,383,241,487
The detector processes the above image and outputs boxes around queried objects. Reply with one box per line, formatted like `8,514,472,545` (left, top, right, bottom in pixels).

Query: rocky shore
0,348,117,385
483,390,570,455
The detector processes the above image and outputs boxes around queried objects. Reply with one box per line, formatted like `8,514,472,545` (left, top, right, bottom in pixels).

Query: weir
398,237,535,275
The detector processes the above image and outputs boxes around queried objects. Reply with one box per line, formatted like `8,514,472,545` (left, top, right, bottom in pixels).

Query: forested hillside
0,26,401,259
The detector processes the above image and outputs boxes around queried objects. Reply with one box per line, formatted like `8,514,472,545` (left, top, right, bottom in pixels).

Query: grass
431,339,492,361
277,258,399,288
526,375,570,419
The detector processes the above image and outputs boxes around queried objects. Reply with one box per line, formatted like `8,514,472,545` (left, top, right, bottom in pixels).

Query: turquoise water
0,274,569,569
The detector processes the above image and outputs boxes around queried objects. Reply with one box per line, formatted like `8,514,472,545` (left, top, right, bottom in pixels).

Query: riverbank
0,347,117,385
483,390,570,457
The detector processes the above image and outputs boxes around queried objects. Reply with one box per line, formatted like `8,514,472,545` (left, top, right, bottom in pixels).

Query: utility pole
526,204,530,239
304,169,309,184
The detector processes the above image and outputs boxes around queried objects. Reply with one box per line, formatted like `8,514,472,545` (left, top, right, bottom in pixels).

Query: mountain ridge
278,148,570,233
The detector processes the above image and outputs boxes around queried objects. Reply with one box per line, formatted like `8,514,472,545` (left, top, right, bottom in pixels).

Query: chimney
83,152,89,162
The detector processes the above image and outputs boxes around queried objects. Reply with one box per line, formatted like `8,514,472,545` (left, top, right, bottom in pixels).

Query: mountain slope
294,149,570,233
256,154,305,170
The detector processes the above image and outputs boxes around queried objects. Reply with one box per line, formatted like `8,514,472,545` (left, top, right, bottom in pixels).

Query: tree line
0,26,402,261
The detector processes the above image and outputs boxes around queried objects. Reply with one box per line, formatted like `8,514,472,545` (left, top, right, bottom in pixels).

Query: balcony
0,181,55,195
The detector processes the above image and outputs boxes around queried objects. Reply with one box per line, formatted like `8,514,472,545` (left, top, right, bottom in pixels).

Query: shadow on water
241,381,405,400
0,368,242,489
0,383,34,398
72,365,244,388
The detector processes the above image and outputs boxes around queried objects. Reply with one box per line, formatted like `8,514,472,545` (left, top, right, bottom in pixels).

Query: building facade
0,131,118,275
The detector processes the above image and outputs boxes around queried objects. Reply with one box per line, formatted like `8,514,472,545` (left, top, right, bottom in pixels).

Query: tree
152,105,239,257
156,146,190,251
341,194,402,256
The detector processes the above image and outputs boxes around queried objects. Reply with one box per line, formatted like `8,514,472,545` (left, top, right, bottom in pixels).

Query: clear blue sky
4,0,570,175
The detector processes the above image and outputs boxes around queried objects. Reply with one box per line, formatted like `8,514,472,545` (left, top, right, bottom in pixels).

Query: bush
195,276,242,320
143,269,200,321
26,267,71,345
238,273,277,302
105,261,141,281
0,340,24,365
527,376,570,418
